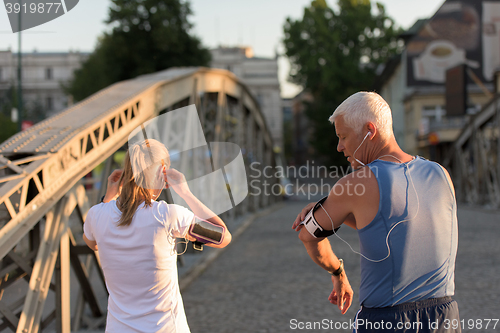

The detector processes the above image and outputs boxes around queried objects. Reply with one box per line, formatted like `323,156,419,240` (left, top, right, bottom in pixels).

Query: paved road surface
182,201,500,333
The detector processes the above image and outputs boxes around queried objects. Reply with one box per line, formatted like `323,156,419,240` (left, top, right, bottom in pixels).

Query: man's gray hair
329,92,394,139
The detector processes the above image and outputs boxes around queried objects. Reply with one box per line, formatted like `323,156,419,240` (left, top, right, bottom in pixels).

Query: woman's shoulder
154,200,183,211
89,200,120,217
154,201,193,219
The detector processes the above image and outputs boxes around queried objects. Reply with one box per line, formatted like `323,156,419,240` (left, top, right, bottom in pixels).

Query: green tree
0,86,18,143
67,0,211,102
283,0,402,165
0,86,15,119
0,113,17,144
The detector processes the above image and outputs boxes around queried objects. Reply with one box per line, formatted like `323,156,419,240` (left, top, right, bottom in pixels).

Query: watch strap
330,259,344,276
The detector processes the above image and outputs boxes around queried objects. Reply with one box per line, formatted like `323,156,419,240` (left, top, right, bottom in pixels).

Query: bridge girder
445,94,500,208
0,67,278,332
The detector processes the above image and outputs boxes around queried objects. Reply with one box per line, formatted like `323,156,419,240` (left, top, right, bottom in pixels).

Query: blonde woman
83,139,231,333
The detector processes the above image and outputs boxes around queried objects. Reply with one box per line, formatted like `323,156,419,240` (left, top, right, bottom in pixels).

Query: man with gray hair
292,92,460,332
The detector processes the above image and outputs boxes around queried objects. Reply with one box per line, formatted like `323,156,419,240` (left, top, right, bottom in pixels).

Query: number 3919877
5,2,62,14
443,319,498,330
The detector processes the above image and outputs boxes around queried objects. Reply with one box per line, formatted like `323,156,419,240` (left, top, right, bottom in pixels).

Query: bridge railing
444,93,500,208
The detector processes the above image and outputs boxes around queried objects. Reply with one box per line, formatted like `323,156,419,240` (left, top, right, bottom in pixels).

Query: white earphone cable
318,155,420,263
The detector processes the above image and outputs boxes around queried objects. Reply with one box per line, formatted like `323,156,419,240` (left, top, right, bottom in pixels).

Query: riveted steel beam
0,67,279,332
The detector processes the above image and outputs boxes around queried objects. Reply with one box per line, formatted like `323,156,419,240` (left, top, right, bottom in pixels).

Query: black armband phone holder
300,196,340,238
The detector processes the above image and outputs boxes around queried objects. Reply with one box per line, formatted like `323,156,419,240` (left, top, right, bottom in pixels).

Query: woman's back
84,200,194,333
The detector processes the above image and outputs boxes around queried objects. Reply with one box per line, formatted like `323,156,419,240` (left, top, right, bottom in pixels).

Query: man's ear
366,123,376,139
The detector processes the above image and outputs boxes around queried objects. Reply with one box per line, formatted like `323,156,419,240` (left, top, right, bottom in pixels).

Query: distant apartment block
0,50,88,118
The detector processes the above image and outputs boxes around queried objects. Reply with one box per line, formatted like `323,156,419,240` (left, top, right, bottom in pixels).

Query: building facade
376,0,497,162
210,47,283,150
289,90,314,166
1,47,283,150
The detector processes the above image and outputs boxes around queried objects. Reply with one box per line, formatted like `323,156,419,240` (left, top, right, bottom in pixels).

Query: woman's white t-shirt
84,200,195,333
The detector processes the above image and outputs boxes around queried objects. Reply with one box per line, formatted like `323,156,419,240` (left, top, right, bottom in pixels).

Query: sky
0,0,444,97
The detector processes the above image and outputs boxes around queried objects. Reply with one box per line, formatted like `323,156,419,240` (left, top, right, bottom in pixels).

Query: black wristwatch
329,259,344,276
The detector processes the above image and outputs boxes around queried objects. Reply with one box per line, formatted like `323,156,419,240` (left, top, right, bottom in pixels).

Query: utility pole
17,0,23,132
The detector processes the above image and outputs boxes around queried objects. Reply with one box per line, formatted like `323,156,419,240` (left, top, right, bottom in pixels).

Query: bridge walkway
182,200,500,333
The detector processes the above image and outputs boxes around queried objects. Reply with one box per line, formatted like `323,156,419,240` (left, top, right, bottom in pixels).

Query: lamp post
17,0,23,132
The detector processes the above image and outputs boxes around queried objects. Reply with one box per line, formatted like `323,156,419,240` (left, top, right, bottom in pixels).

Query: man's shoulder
331,166,379,202
413,156,451,178
337,166,378,185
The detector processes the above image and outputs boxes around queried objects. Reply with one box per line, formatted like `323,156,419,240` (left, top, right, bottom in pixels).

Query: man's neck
368,138,413,164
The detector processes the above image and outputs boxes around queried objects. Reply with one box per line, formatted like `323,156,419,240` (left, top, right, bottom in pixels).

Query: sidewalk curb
179,202,285,291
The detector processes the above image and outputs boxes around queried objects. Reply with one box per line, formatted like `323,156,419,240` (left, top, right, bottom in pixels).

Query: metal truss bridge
445,93,500,208
0,68,279,332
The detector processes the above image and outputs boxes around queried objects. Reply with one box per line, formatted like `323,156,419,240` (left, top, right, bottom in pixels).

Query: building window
46,96,53,110
46,68,53,80
422,105,445,122
256,93,264,107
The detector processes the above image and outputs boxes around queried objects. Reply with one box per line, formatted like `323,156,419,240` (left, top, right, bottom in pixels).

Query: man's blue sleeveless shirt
359,156,458,308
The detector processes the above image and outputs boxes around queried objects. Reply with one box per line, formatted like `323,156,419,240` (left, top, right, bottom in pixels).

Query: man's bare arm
291,177,357,314
343,213,356,230
292,176,356,233
298,230,353,314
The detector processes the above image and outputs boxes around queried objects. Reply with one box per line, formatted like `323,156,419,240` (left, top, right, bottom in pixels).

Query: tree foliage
0,113,17,144
67,0,211,102
0,86,19,143
283,0,402,165
0,85,48,143
0,86,17,143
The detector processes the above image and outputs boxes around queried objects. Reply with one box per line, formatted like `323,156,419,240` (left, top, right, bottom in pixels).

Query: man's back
294,92,461,330
358,157,458,308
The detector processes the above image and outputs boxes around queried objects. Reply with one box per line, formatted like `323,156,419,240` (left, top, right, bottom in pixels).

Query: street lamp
17,0,23,132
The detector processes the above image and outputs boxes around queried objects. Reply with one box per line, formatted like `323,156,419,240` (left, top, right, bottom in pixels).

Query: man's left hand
328,273,353,315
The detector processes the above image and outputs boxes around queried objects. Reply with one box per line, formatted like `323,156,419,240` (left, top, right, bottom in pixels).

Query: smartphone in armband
188,219,225,251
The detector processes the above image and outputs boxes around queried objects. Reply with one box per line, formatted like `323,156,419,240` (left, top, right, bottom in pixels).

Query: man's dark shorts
354,296,461,333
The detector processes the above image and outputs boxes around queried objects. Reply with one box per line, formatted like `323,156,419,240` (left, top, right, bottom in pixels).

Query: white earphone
353,131,372,167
